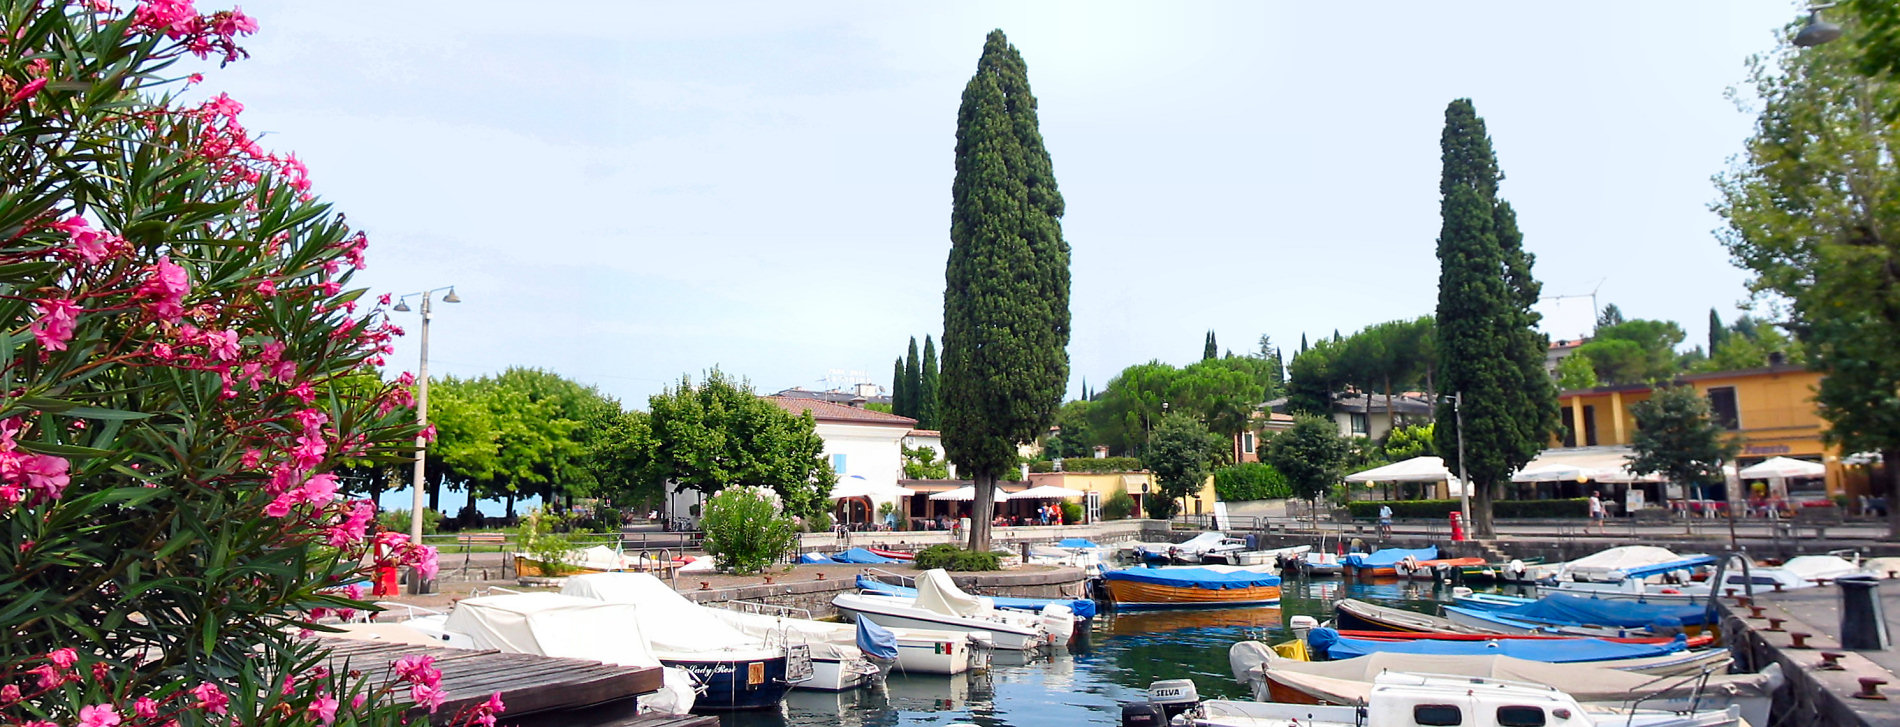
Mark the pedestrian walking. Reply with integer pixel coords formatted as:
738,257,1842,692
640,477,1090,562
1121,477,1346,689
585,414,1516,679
1588,491,1606,533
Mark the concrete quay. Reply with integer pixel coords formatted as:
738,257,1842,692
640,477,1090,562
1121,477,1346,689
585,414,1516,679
1727,581,1900,727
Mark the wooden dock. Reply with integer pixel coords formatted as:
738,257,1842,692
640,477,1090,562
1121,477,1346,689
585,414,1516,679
321,638,704,727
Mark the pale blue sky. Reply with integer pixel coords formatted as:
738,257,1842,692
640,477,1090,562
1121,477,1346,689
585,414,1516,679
197,2,1800,410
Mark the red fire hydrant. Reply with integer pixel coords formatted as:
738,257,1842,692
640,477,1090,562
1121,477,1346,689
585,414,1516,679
1449,511,1466,542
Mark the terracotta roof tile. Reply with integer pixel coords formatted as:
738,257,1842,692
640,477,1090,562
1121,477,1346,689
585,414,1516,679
764,396,918,426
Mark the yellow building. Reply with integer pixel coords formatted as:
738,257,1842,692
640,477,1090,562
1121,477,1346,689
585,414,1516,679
1554,363,1862,500
1024,469,1217,522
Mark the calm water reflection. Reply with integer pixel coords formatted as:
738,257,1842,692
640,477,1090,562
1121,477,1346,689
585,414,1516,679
721,578,1498,727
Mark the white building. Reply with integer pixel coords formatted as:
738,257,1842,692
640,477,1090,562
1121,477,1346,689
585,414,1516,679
663,396,918,527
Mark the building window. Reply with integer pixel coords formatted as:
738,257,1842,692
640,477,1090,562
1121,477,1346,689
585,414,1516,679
1349,413,1369,435
1707,387,1740,431
1242,432,1256,454
1560,405,1598,447
831,453,847,475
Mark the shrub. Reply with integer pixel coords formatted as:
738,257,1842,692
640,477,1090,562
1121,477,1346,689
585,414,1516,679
1102,488,1136,520
0,5,458,726
912,544,1003,572
512,507,584,576
702,485,799,574
378,507,445,535
1214,462,1293,501
1344,498,1590,519
1032,456,1144,474
1060,501,1083,523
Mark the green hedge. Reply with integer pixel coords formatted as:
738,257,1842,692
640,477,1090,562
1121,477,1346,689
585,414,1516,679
1214,462,1293,501
1345,498,1589,519
912,544,1003,571
1031,456,1144,474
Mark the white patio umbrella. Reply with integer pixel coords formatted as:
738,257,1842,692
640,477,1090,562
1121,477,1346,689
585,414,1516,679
928,486,1011,502
1511,463,1589,483
827,475,915,500
1738,456,1827,479
1343,456,1457,483
1013,484,1089,499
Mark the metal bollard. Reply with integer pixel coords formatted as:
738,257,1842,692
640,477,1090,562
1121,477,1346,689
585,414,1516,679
1838,575,1890,651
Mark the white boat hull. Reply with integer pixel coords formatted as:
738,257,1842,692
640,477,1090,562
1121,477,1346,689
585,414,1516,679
833,594,1047,651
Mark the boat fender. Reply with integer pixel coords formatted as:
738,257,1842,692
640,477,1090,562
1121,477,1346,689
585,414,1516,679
1451,587,1473,599
1507,559,1525,577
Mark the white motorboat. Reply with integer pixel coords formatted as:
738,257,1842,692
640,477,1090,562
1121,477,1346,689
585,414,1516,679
705,600,988,676
1296,551,1344,577
355,593,698,715
1554,546,1693,583
1716,555,1869,591
554,573,820,705
1203,545,1310,569
1134,532,1244,564
1145,672,1744,727
832,569,1072,651
1228,644,1782,727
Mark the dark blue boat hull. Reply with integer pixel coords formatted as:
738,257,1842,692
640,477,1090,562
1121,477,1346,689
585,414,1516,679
666,655,792,711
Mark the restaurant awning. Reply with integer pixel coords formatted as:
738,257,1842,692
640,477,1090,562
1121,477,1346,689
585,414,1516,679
1013,485,1089,499
928,486,1011,502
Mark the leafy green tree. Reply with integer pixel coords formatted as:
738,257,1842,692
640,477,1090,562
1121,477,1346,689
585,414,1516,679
1597,303,1626,328
1213,462,1293,501
919,335,941,430
902,337,922,419
1102,488,1137,520
1203,330,1218,360
646,369,835,518
1047,399,1097,460
1626,386,1740,501
1383,423,1438,461
1141,413,1225,519
1716,4,1900,536
902,445,952,479
1693,316,1804,372
941,30,1071,552
700,485,799,574
1267,415,1351,502
1284,340,1341,416
585,410,657,507
1556,352,1600,391
1432,98,1559,537
1087,361,1176,454
1576,318,1686,384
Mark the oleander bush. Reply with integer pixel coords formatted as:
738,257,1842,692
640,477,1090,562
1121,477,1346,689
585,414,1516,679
701,485,798,574
912,544,1003,571
0,4,499,726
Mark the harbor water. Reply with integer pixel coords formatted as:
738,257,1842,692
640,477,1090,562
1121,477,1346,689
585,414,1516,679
724,579,1482,727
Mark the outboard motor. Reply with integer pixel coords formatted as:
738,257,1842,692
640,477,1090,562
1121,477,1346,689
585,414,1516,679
1040,603,1076,646
1146,679,1202,720
1288,615,1319,644
1120,701,1167,727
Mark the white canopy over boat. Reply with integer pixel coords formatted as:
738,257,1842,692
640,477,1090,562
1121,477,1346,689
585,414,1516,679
443,592,661,667
561,573,780,661
1556,545,1683,583
914,569,991,619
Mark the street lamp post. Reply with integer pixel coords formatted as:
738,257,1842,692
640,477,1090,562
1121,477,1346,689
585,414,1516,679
1452,392,1471,527
392,286,459,593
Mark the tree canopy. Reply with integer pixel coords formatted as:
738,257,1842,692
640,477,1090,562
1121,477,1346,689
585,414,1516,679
1141,413,1225,518
1267,415,1351,502
645,369,834,518
1626,386,1738,500
941,30,1071,552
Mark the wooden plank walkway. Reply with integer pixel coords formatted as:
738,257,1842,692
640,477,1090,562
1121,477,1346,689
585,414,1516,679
322,638,665,726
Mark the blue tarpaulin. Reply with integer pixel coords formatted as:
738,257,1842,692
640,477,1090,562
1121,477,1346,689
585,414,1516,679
1307,626,1690,663
1615,555,1717,581
797,552,838,564
1468,592,1712,628
1100,567,1281,590
1344,546,1438,569
1057,538,1100,549
831,548,899,564
855,616,899,661
855,575,1098,619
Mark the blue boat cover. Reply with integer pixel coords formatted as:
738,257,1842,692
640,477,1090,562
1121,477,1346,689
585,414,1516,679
855,616,899,661
855,575,1098,619
1479,592,1712,628
797,552,838,564
831,547,899,564
1101,567,1282,590
1057,538,1100,549
1306,626,1689,662
1344,546,1438,568
1615,555,1717,580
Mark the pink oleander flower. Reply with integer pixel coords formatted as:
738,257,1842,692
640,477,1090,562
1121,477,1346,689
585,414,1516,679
134,255,190,321
484,691,505,714
214,6,258,36
4,77,46,111
134,698,159,719
241,448,263,468
264,490,296,518
255,279,276,296
410,683,445,713
413,545,439,580
393,654,437,685
53,215,116,264
420,424,437,444
297,473,338,505
207,328,239,361
191,681,229,714
77,704,119,727
30,298,81,351
28,664,61,688
308,692,338,726
294,407,327,431
0,683,20,705
352,694,367,710
0,483,22,509
288,381,315,403
48,647,77,669
205,92,242,119
21,454,71,504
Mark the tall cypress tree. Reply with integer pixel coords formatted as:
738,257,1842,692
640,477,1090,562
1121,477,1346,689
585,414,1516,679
1708,308,1728,357
1432,98,1557,538
891,357,908,414
1300,334,1309,354
943,29,1070,552
919,336,940,430
1203,331,1218,361
902,337,921,419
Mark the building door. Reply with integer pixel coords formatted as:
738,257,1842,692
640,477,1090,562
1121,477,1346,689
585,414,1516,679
1086,491,1101,524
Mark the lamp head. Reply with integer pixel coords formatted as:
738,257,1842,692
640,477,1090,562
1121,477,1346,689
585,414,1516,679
392,299,411,312
442,288,461,304
1794,12,1843,47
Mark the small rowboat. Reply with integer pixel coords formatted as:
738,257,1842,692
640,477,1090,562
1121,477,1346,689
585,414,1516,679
1333,599,1486,634
1393,556,1487,581
1335,629,1716,648
865,548,914,561
1101,566,1281,609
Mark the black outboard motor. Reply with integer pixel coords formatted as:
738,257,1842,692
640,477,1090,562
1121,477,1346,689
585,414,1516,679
1121,679,1201,727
